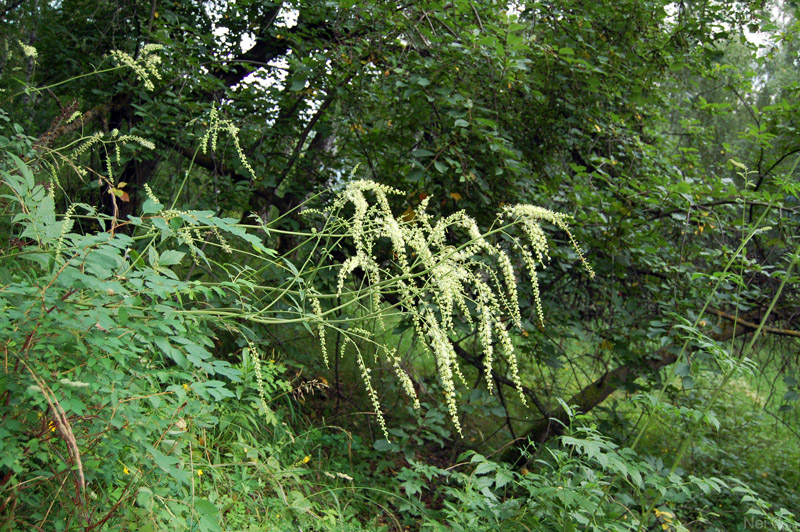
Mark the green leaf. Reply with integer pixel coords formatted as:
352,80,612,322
473,460,496,475
674,362,691,377
158,250,185,266
704,411,720,430
494,468,514,489
289,490,313,513
373,439,395,451
148,246,158,268
149,446,179,474
142,198,163,214
136,487,154,511
783,390,800,402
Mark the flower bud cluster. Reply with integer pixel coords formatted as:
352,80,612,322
317,179,592,435
110,44,164,91
199,103,256,179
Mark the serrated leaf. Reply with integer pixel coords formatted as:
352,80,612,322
142,198,163,214
702,410,719,430
494,469,513,489
159,250,185,266
474,461,496,475
137,487,154,510
289,490,312,512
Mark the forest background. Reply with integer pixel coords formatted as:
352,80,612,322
1,0,800,530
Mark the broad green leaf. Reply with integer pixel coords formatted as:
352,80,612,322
159,250,185,266
142,198,163,214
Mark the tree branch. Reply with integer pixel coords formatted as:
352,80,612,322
499,312,772,464
452,341,550,419
271,73,354,194
210,6,287,87
0,0,26,19
764,146,800,178
647,199,797,221
710,308,800,339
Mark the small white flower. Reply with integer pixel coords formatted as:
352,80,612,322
18,41,37,59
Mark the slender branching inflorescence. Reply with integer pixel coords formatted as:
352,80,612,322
245,340,271,423
110,44,164,91
73,132,103,157
54,203,77,262
199,102,257,180
142,184,230,262
71,129,154,185
390,350,421,410
310,180,593,436
475,279,496,396
115,135,155,151
503,204,595,325
18,40,38,59
425,309,464,435
310,295,329,368
340,330,390,440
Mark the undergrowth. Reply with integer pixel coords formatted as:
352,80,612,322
0,44,798,532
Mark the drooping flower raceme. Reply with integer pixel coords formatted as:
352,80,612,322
309,180,593,438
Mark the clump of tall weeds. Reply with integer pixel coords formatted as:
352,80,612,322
305,179,594,437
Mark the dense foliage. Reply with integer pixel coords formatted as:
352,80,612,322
1,0,799,530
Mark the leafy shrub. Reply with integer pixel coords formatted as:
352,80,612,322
2,45,798,531
388,404,799,531
0,59,593,527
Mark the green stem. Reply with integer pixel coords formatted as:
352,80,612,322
636,241,799,529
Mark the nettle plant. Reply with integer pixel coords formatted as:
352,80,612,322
0,137,263,529
0,44,595,527
0,125,594,528
305,179,594,438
